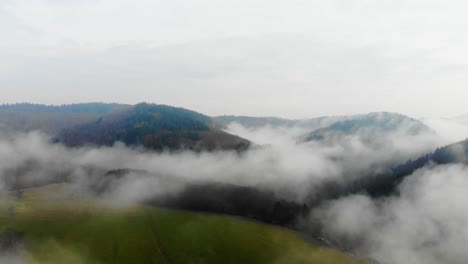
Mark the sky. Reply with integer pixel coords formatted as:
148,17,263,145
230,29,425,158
1,0,468,118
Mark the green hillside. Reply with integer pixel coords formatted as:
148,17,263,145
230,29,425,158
0,185,362,264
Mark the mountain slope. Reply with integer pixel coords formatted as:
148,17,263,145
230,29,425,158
215,112,431,144
355,138,468,197
0,103,129,134
302,137,468,207
57,103,250,151
302,112,431,142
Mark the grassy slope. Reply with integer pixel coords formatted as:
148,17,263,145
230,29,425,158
0,185,362,264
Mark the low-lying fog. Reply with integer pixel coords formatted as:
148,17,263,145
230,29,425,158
1,116,468,264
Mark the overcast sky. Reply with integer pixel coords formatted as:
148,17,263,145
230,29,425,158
1,0,467,118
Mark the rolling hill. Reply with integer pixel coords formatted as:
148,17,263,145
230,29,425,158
300,137,468,209
0,103,129,134
351,137,468,197
0,184,362,264
215,112,432,144
56,103,250,151
301,112,432,142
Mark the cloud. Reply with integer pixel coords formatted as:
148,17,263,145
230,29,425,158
312,164,468,264
421,116,468,144
0,115,442,204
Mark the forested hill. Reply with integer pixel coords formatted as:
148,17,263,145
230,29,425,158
215,112,432,143
304,137,468,206
354,138,468,197
0,103,128,113
0,103,129,134
56,103,250,151
302,112,431,142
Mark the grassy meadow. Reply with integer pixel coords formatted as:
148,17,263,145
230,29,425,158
0,184,362,264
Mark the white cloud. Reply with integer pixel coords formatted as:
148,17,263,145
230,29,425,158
313,164,468,264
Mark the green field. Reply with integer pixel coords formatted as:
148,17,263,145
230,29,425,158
0,184,362,264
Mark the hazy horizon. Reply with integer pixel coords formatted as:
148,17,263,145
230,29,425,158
1,101,467,121
2,0,468,119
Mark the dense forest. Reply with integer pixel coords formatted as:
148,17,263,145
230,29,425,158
0,103,250,151
0,103,128,113
0,103,128,134
56,103,250,151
